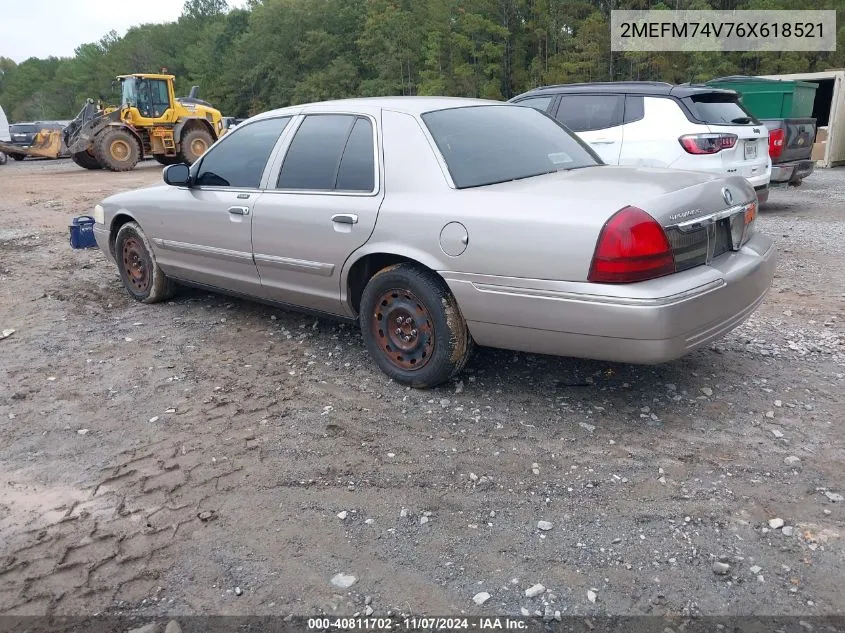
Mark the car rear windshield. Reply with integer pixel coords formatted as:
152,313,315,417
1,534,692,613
687,94,760,126
421,105,600,189
10,124,39,133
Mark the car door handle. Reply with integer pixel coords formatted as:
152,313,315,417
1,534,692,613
228,206,250,216
589,139,615,144
331,214,358,225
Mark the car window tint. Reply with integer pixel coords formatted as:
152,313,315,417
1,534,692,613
422,105,600,189
513,96,554,112
335,117,375,192
624,95,645,123
688,94,760,125
195,117,290,188
277,115,356,190
555,95,624,132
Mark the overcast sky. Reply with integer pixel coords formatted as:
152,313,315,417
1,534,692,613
1,0,249,63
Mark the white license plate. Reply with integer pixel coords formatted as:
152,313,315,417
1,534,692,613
744,140,758,160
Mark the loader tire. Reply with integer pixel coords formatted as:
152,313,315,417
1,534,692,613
154,155,182,166
10,153,25,161
71,151,102,170
95,128,141,172
178,128,214,165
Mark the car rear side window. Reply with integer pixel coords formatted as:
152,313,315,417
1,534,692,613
624,95,644,123
335,118,375,192
277,114,375,192
513,96,554,112
195,116,290,188
555,95,624,132
422,105,600,189
687,94,760,125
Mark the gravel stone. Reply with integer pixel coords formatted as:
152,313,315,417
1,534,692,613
525,584,546,598
331,573,357,589
768,518,785,529
537,521,554,531
712,562,731,575
473,592,491,606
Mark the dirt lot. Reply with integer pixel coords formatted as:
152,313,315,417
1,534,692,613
0,157,843,620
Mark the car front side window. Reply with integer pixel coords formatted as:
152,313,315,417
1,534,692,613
513,95,554,113
194,116,291,189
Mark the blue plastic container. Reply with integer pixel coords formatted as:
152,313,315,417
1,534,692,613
69,216,97,249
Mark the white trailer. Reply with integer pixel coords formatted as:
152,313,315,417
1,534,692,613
759,70,845,168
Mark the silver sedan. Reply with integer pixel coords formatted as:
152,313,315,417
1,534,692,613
92,97,776,387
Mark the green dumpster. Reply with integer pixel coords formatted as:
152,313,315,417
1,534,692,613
705,75,817,119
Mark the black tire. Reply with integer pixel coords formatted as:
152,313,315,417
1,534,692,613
178,127,214,165
71,151,102,170
95,128,141,172
360,263,474,388
10,153,25,161
154,154,181,166
114,222,176,304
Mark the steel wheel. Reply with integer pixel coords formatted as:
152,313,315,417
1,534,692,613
371,289,435,371
190,137,208,156
121,237,150,294
110,139,131,162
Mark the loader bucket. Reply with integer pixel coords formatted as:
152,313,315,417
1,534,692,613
0,128,63,159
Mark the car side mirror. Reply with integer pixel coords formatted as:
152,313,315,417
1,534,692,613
163,163,191,187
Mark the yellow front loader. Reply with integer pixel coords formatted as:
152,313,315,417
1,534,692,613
63,73,224,171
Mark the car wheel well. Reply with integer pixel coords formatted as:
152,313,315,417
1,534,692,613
110,213,136,259
348,254,441,315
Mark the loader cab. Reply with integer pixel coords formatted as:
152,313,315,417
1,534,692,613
120,75,175,120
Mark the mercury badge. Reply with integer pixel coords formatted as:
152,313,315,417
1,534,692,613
722,187,733,206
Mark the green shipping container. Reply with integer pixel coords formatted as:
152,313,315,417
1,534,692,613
705,75,817,119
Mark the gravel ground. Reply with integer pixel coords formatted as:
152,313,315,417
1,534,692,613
0,158,843,620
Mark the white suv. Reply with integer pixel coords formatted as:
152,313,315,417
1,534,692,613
509,82,771,203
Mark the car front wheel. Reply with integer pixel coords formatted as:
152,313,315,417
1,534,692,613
360,263,473,388
114,222,176,303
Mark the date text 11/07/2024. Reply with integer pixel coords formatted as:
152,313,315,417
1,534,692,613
307,617,528,630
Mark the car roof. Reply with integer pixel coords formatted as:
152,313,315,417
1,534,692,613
251,96,501,121
512,81,739,99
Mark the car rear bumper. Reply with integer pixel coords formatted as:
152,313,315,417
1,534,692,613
771,160,815,185
443,232,776,364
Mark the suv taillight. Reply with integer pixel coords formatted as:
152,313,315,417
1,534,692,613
588,207,676,284
768,128,785,159
679,133,738,155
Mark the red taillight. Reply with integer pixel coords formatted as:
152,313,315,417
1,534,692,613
768,128,785,159
679,133,738,155
588,206,676,284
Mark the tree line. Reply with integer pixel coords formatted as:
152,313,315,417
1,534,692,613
1,0,843,122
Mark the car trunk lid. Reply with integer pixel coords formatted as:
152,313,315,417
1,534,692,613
683,92,770,180
486,165,758,279
762,117,816,163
